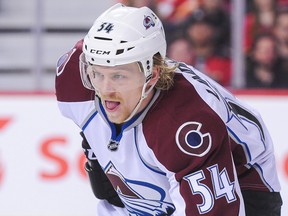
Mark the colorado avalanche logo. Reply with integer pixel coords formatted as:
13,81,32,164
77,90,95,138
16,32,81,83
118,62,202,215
143,15,155,29
176,122,212,157
105,162,175,215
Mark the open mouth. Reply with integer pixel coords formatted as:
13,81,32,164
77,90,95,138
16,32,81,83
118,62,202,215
105,100,120,112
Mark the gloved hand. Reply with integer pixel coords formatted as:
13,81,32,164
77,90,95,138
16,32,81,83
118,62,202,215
80,132,124,208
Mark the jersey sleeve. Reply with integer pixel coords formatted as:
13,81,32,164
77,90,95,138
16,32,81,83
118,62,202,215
142,75,244,215
55,39,95,127
180,63,281,193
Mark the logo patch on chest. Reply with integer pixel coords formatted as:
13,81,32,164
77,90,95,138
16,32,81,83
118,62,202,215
105,162,175,215
175,121,212,157
107,140,119,151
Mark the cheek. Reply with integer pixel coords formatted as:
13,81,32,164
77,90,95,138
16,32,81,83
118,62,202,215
121,87,142,108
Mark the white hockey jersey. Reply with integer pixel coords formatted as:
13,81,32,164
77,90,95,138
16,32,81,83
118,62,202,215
55,40,281,216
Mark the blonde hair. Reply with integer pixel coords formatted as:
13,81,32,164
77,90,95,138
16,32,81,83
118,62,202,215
153,53,177,90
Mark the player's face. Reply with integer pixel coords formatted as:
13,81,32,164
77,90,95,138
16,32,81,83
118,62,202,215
87,63,147,123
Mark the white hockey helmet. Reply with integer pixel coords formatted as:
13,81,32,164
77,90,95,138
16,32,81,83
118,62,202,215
81,3,167,81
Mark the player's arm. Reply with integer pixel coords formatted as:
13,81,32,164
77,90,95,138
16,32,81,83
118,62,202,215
55,39,95,125
80,132,124,208
175,138,242,215
167,117,243,215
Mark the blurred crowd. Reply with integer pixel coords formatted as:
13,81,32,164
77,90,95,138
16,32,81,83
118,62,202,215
119,0,288,88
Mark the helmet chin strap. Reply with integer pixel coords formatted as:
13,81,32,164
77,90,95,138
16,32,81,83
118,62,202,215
123,80,156,122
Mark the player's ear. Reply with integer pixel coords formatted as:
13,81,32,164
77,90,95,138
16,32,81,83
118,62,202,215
147,66,160,86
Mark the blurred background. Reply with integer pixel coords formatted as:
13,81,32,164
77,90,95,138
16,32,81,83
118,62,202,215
1,0,288,91
0,0,114,91
0,0,287,215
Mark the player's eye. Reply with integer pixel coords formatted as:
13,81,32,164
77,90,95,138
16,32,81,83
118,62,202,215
112,74,125,80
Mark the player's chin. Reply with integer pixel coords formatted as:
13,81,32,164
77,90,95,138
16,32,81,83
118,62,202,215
106,113,126,124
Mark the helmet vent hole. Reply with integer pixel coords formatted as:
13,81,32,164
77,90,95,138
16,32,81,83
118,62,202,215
120,40,127,43
116,49,124,55
127,47,135,51
107,60,110,63
93,37,112,41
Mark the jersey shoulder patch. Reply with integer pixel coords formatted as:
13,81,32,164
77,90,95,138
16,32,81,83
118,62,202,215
56,39,83,76
55,39,94,102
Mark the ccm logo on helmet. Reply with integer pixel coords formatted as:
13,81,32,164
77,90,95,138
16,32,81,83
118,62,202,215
90,49,111,55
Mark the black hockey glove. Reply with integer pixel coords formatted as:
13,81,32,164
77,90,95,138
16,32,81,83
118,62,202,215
80,132,124,208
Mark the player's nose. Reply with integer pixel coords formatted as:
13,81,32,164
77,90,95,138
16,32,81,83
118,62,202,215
100,78,116,93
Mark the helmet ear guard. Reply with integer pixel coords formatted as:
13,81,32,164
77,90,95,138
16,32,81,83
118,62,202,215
80,3,166,84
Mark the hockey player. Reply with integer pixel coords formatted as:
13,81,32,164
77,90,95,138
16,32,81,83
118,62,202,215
55,3,282,216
